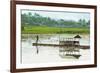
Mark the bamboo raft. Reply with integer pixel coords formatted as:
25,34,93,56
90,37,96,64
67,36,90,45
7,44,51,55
32,43,90,49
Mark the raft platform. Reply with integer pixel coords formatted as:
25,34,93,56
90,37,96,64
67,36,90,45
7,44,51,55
32,43,90,49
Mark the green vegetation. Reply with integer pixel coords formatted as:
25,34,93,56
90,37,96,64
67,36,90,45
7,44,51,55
21,12,90,34
22,26,89,34
21,13,90,28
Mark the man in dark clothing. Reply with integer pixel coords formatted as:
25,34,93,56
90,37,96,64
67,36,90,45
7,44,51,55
36,35,39,43
36,35,39,54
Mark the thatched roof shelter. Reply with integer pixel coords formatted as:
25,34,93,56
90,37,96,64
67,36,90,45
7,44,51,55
74,35,81,39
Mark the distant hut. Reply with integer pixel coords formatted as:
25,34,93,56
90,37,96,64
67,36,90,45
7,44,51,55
73,35,81,46
74,35,81,41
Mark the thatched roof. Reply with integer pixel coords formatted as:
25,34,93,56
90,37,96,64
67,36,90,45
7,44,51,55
74,35,81,38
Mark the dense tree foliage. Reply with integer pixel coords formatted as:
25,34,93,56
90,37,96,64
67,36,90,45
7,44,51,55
21,12,90,28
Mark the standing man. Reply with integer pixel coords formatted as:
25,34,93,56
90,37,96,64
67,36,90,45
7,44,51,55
36,35,39,44
36,35,39,54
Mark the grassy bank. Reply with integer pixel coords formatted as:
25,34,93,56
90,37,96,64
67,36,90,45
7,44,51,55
21,26,89,34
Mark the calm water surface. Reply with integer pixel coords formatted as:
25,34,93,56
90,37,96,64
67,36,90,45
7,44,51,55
21,34,90,64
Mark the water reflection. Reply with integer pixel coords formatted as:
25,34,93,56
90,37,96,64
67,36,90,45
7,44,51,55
21,34,90,63
59,46,81,59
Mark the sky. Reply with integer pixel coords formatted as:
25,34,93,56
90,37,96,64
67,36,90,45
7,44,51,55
21,9,90,22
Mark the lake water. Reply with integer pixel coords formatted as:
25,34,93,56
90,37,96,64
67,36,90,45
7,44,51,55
21,34,90,64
